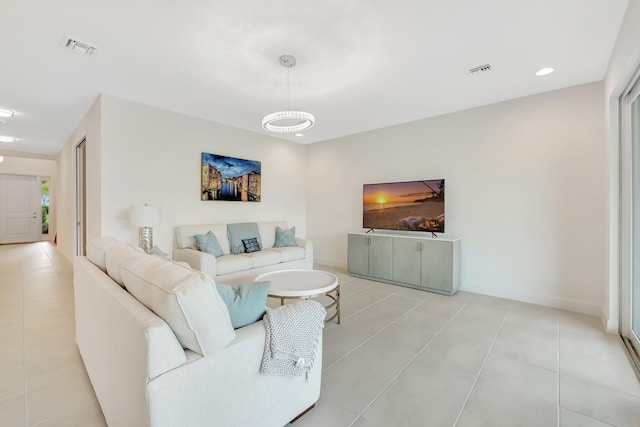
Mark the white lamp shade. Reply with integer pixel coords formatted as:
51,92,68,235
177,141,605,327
129,205,160,227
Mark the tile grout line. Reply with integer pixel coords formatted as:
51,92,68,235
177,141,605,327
21,244,28,427
340,284,433,323
451,304,511,427
559,371,640,399
557,316,638,427
322,292,399,371
331,287,395,323
323,289,433,371
348,298,473,427
556,314,560,427
28,398,100,427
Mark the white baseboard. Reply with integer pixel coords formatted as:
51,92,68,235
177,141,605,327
459,283,602,317
601,309,619,334
313,257,347,270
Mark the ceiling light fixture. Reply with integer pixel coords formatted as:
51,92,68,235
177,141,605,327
0,136,16,143
536,67,554,76
0,108,15,118
0,155,4,163
63,36,97,56
262,55,315,133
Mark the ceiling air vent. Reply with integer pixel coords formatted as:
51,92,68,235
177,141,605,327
468,63,492,75
63,36,97,56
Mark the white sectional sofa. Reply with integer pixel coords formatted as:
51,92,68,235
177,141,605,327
173,221,313,284
74,237,322,427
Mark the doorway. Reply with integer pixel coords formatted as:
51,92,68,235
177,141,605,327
75,138,87,256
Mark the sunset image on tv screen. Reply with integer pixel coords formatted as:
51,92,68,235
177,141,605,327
363,179,445,233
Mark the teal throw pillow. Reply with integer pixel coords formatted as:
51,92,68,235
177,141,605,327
149,246,169,259
215,281,271,329
274,226,296,248
194,231,224,257
227,222,262,255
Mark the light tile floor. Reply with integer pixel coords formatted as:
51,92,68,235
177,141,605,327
1,242,639,426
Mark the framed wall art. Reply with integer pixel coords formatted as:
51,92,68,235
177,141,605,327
201,153,261,202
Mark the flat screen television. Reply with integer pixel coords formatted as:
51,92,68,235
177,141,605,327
363,179,445,233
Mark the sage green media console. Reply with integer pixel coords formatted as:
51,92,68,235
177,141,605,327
347,233,460,295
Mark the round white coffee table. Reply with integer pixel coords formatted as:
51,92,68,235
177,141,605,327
255,269,340,324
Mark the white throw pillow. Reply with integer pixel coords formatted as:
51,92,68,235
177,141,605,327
120,255,236,355
104,242,147,288
86,236,119,272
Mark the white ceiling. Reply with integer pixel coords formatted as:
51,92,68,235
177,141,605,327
0,0,629,156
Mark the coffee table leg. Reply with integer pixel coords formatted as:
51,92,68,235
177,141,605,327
336,285,340,324
280,296,284,306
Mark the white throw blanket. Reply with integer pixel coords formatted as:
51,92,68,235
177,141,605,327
261,300,326,378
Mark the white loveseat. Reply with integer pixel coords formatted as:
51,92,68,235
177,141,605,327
173,221,313,284
74,237,322,427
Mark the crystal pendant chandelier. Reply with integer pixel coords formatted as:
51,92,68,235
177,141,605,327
262,55,315,133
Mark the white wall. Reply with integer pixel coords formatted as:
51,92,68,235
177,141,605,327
307,82,607,316
603,0,640,331
0,155,58,241
98,95,307,253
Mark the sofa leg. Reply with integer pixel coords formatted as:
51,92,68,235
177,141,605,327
290,404,315,423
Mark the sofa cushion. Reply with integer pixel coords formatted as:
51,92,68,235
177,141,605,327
227,223,262,255
215,281,270,329
243,250,282,268
120,256,235,355
258,221,288,249
195,231,225,257
265,247,306,263
274,226,297,248
86,236,119,272
216,254,253,275
175,224,230,255
104,243,147,288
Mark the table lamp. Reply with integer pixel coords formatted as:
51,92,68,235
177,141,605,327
129,204,160,253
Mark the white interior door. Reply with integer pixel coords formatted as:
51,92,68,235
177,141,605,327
0,174,42,244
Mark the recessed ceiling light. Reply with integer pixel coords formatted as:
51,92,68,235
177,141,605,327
536,67,554,76
295,133,304,137
0,136,16,143
0,108,14,118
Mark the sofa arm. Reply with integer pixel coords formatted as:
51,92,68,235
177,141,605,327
146,320,322,427
296,238,313,266
173,248,218,277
